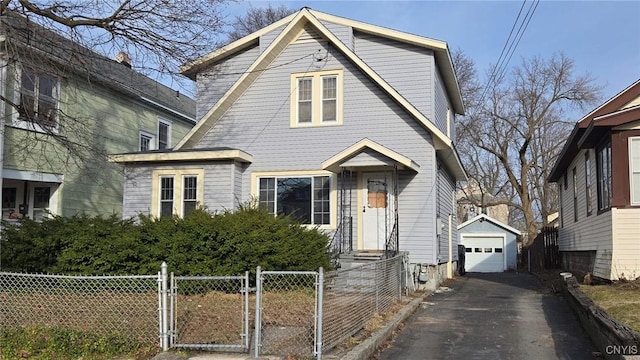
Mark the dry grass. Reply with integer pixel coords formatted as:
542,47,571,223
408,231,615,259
580,279,640,333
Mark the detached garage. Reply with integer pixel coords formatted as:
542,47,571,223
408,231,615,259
458,214,521,272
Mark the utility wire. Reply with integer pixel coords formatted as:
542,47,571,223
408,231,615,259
478,0,539,105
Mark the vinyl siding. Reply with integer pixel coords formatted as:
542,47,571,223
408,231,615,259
194,36,438,264
434,68,452,137
195,45,260,122
319,20,353,50
123,165,154,218
260,24,287,53
353,31,434,121
122,163,236,219
436,163,456,263
558,148,613,279
611,207,640,280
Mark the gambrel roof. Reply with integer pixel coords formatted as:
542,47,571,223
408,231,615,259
176,8,467,180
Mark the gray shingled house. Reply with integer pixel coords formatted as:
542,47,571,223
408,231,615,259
111,8,467,289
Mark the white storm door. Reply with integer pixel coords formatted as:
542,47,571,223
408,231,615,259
362,173,393,250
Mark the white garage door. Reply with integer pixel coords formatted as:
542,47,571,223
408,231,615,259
461,236,505,272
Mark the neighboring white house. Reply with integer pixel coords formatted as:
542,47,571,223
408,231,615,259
548,79,640,281
111,8,467,290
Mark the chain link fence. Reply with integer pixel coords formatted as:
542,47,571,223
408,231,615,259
0,271,160,345
255,268,321,358
0,255,409,359
170,273,250,351
322,255,404,351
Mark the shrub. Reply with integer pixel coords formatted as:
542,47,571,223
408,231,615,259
1,205,331,275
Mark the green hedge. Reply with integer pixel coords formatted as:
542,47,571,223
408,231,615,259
0,205,331,275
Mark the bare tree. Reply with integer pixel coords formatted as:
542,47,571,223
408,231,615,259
455,52,601,243
226,4,295,43
0,1,232,179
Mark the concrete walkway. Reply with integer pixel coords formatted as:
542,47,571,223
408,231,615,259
373,272,597,360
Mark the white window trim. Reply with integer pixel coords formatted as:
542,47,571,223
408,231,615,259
151,168,204,217
630,137,640,205
157,118,172,149
139,130,156,151
251,170,337,229
12,65,61,134
290,69,343,128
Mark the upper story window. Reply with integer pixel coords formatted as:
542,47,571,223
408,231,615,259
140,131,155,151
290,70,343,127
17,67,60,131
158,119,171,149
596,141,612,211
630,137,640,205
572,167,578,222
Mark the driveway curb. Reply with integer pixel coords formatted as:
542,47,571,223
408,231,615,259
334,294,426,360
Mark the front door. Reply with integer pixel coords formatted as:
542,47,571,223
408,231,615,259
362,172,393,250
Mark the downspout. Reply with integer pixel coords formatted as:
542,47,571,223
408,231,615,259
447,213,453,279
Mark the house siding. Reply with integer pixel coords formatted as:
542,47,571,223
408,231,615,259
611,207,640,280
195,45,260,122
260,24,287,53
558,148,613,279
319,20,353,50
434,68,452,137
436,162,457,263
194,36,439,264
123,165,154,218
353,31,434,121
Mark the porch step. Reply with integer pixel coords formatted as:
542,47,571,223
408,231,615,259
338,250,385,269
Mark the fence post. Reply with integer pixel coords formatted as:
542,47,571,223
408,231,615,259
244,270,250,351
160,262,169,352
254,266,262,358
316,267,324,360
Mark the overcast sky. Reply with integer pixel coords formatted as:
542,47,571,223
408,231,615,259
224,0,640,118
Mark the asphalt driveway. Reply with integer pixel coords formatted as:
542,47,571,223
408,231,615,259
373,272,597,360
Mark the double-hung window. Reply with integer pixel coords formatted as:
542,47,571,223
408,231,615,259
630,137,640,205
18,67,60,130
140,131,155,151
291,70,342,127
152,169,203,218
158,120,171,149
256,173,333,226
596,141,612,211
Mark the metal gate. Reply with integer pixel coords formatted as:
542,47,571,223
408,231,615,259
254,267,324,359
169,273,250,351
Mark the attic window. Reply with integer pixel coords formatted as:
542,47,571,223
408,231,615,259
290,70,343,127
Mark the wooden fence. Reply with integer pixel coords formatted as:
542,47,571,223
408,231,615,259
524,226,560,271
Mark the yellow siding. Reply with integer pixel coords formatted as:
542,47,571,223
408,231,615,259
611,208,640,280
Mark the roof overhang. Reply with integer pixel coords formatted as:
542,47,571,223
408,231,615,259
457,213,522,236
108,149,253,164
322,139,420,173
